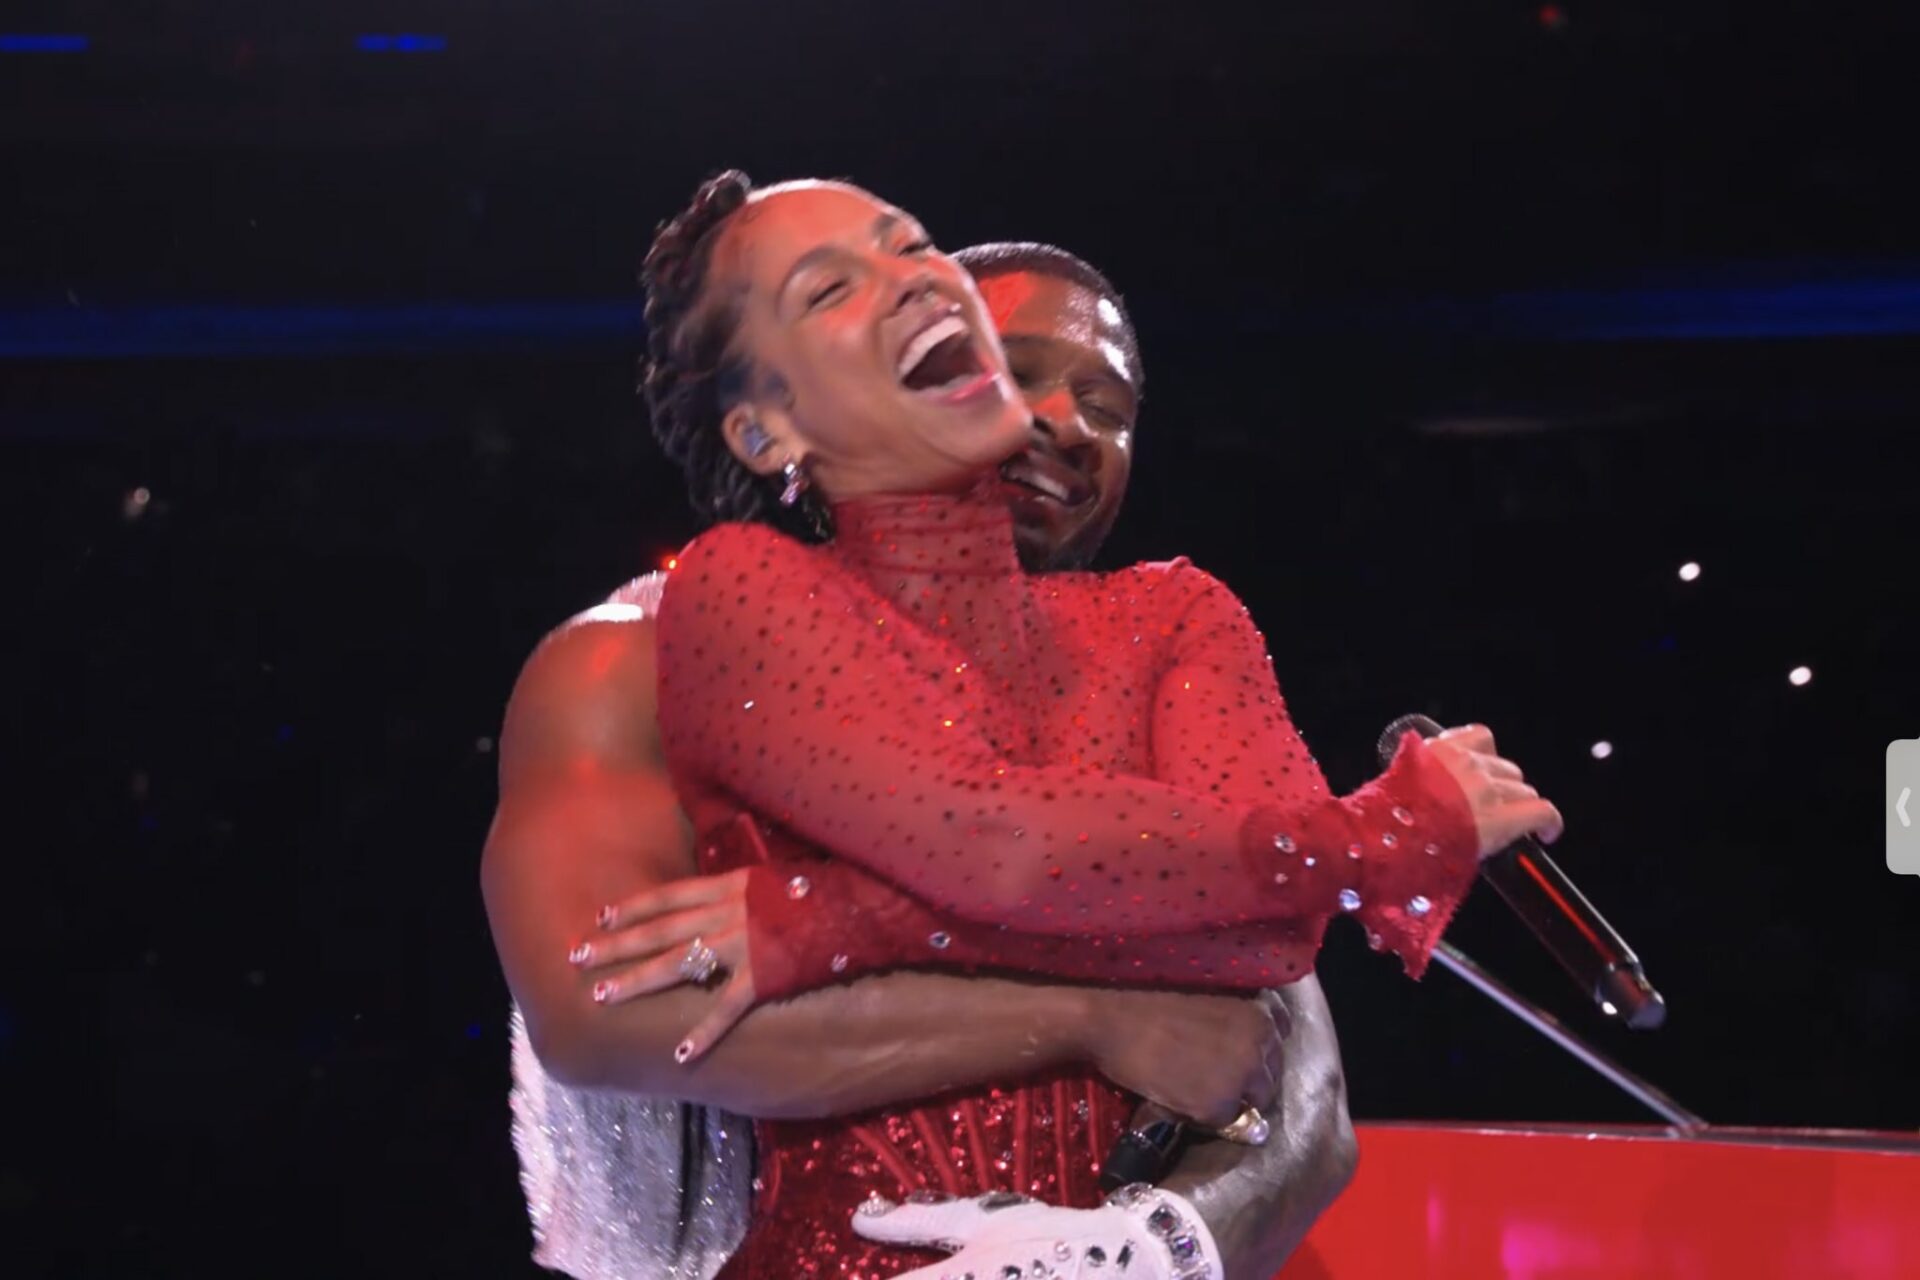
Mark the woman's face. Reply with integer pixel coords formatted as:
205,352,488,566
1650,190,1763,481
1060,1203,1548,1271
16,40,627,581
708,182,1032,501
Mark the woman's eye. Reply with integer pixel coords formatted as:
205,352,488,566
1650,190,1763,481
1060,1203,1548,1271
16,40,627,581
808,280,849,308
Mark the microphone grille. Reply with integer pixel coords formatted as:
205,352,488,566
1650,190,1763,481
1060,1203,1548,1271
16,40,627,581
1377,713,1444,766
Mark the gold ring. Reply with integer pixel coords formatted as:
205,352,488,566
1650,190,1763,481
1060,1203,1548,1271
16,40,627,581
1215,1105,1271,1146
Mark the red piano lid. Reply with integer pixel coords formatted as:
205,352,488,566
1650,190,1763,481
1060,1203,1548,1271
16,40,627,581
1283,1123,1920,1280
1374,1119,1920,1154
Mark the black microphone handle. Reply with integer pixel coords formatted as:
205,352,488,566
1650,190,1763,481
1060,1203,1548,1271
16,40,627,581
1480,835,1665,1028
1097,1104,1188,1192
1381,713,1666,1029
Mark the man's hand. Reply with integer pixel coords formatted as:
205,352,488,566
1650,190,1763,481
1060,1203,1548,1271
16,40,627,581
853,1188,1223,1280
1080,988,1290,1129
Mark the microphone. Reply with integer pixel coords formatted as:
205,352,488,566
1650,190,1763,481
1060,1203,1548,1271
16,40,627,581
1379,713,1667,1029
1098,1108,1187,1193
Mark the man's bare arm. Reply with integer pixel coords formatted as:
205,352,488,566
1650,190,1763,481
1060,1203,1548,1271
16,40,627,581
482,609,1102,1119
1160,977,1357,1278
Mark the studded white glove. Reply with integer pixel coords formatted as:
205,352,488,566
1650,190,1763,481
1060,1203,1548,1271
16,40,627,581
851,1185,1222,1280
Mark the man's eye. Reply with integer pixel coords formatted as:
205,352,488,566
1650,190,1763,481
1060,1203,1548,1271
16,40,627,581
1083,400,1127,428
900,238,934,255
808,280,849,308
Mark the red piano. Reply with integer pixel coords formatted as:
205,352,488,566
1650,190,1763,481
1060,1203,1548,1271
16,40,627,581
1281,1123,1920,1279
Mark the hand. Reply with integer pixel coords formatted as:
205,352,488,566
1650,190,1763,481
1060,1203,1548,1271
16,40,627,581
1081,988,1290,1129
1423,723,1566,859
853,1187,1222,1280
569,868,756,1063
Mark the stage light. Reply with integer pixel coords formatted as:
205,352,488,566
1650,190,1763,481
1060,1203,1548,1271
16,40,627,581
0,34,87,53
1789,666,1812,687
1591,741,1613,760
1678,561,1701,582
356,34,447,53
123,486,152,520
475,736,495,754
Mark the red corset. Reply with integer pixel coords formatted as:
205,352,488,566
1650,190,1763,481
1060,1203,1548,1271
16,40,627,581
718,1079,1133,1280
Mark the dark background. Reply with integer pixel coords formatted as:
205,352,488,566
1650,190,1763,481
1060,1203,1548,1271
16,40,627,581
6,2,1918,1276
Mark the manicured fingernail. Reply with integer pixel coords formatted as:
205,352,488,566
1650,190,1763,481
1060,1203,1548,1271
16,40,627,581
568,943,592,966
673,1039,695,1064
592,981,613,1004
596,905,617,929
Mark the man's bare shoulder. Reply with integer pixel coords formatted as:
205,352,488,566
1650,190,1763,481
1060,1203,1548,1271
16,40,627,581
500,573,669,778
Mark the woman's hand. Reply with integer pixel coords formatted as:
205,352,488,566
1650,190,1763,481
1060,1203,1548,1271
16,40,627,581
1080,988,1291,1129
570,868,757,1064
1424,723,1566,858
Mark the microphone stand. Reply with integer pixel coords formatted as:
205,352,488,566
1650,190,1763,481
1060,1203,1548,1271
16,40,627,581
1431,941,1707,1135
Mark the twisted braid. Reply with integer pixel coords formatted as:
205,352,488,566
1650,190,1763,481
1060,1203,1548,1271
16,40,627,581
639,170,822,539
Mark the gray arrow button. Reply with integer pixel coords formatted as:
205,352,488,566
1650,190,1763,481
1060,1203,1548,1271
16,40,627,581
1889,740,1920,876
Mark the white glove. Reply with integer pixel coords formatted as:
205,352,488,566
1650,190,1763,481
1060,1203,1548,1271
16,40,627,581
851,1185,1223,1280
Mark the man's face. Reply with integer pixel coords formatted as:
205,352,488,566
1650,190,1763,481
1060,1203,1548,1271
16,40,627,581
978,271,1140,571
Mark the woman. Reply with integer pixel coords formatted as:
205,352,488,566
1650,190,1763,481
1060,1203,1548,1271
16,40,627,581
587,171,1559,1278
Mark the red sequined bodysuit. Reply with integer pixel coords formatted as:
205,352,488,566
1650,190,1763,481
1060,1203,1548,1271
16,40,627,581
656,485,1482,1280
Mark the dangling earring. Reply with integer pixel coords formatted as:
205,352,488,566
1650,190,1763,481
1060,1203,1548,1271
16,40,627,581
779,456,810,507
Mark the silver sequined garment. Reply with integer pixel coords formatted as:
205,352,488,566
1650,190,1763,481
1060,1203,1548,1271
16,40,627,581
505,573,753,1279
509,1009,751,1280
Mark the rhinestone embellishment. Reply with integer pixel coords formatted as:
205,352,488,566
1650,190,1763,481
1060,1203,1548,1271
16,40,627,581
1392,805,1416,827
1273,833,1296,854
830,953,850,973
1407,894,1433,917
1338,888,1362,912
786,875,811,900
928,931,952,949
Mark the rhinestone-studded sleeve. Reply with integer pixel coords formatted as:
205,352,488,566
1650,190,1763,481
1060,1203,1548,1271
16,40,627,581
658,523,1480,953
1146,566,1481,974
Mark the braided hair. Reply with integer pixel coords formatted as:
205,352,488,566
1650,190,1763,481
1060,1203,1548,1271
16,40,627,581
640,170,824,539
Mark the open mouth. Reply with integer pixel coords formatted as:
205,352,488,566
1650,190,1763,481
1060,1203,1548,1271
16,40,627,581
896,315,989,397
1000,450,1095,508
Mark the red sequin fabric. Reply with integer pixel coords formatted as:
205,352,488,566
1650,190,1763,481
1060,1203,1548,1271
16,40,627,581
656,484,1481,1278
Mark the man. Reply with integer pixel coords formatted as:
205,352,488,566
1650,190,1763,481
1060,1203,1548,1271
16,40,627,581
481,242,1357,1280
